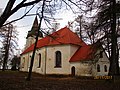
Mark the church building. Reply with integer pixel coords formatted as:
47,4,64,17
20,17,110,76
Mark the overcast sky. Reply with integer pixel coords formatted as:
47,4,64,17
0,0,76,54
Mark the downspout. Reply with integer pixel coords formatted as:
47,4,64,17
27,53,29,71
44,46,47,75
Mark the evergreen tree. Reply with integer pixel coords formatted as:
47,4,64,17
11,55,20,70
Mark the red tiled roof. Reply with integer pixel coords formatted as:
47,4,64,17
69,45,96,62
22,27,86,54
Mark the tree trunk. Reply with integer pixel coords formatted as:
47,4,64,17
109,0,119,76
2,24,12,71
26,0,46,81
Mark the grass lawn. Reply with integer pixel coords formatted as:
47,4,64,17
0,71,120,90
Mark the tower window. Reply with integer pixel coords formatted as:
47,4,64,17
55,51,62,68
97,64,100,72
104,65,107,72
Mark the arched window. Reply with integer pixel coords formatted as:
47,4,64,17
97,64,100,72
38,53,41,68
104,65,107,72
22,57,25,68
55,51,62,67
29,55,31,67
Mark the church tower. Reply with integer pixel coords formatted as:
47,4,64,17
25,16,43,49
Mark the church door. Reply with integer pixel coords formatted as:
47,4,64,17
71,66,75,76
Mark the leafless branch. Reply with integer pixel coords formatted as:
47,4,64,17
3,5,36,27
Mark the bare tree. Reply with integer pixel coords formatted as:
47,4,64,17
0,23,18,71
85,0,120,76
0,0,44,28
67,0,120,76
0,0,100,28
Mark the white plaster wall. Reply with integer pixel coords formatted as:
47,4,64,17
20,44,110,77
34,44,78,75
45,45,71,75
70,51,110,76
25,37,35,49
33,48,46,75
20,53,31,72
20,44,79,75
70,44,80,57
70,62,93,76
24,37,42,50
94,52,110,76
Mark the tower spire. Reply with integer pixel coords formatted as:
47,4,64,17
25,16,43,49
27,16,43,38
31,16,38,31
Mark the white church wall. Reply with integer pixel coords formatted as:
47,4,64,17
20,52,32,72
25,37,35,49
20,47,47,74
20,44,79,74
70,44,80,57
20,44,110,77
20,44,79,75
70,62,93,76
46,45,71,75
94,52,110,76
33,47,47,75
70,51,110,76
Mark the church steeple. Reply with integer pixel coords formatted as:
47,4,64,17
25,16,43,49
26,16,43,38
31,16,38,31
